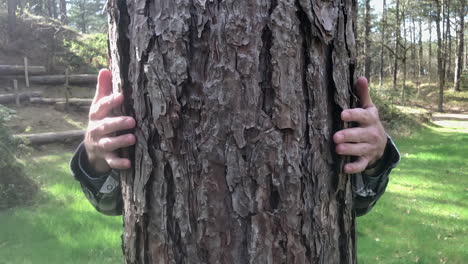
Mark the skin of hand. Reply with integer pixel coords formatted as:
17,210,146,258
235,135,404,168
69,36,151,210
333,77,388,174
84,69,136,173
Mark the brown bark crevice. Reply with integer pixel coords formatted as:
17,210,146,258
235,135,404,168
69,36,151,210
109,0,358,263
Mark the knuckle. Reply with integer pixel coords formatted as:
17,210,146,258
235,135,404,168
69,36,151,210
88,108,98,120
88,126,99,137
100,138,111,150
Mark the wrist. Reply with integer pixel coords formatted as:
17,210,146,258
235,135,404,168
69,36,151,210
364,139,390,177
86,150,111,174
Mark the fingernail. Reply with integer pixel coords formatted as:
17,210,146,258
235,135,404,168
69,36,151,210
126,118,135,126
334,133,343,142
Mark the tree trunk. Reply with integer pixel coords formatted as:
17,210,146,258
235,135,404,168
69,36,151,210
7,0,17,38
418,14,423,95
379,0,387,88
363,0,371,81
411,16,416,81
429,18,433,80
402,9,407,104
436,0,445,111
59,0,67,24
453,0,465,91
445,0,452,82
79,1,87,33
393,0,401,90
108,0,358,263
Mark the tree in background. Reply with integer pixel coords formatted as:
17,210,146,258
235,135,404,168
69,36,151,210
68,0,106,33
379,0,388,88
59,0,67,24
435,0,445,111
364,0,372,81
7,0,17,37
453,0,465,91
108,0,358,262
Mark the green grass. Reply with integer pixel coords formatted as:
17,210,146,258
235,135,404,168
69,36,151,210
0,148,123,264
357,120,468,264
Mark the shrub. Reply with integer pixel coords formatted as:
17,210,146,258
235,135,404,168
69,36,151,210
0,106,37,210
62,33,108,73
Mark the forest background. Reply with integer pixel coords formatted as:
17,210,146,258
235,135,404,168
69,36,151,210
0,0,466,263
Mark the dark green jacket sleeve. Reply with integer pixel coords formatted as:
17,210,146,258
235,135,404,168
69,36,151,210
70,143,123,216
71,136,400,217
353,135,401,216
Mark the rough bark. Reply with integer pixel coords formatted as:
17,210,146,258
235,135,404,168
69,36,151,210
108,0,358,263
453,0,465,91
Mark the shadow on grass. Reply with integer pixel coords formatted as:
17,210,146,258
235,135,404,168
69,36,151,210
357,124,468,264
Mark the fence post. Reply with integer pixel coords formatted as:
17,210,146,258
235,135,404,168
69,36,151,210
13,79,20,106
24,57,29,88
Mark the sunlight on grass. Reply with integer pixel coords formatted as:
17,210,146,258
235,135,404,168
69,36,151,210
0,148,123,264
358,121,468,264
63,115,86,130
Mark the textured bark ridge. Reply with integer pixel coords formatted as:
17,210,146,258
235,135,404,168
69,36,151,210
108,0,357,263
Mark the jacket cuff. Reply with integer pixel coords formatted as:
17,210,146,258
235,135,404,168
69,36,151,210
363,135,401,177
70,142,123,216
353,135,400,216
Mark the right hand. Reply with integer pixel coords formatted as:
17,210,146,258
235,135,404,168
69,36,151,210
84,69,136,173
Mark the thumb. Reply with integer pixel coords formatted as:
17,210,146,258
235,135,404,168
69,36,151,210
93,69,112,104
355,77,373,108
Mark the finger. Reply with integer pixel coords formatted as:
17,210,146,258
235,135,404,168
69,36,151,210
335,143,371,157
93,69,113,104
98,134,136,152
89,116,136,138
89,93,124,120
355,77,374,109
341,107,378,126
104,152,131,170
344,156,369,174
333,127,369,144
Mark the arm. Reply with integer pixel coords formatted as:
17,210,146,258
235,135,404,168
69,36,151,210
333,77,400,216
353,135,400,216
70,69,135,215
70,143,123,215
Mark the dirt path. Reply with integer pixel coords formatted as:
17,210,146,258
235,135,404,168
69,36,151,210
431,112,468,132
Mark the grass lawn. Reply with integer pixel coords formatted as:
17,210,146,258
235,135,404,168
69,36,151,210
357,119,468,263
0,146,123,264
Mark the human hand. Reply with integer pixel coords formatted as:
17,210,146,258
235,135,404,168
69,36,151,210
333,77,387,174
84,69,136,173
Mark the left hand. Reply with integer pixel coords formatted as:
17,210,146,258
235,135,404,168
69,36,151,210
333,77,388,174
